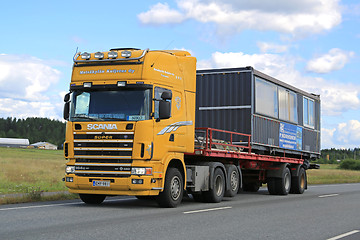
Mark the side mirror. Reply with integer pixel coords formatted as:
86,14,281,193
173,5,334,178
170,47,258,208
159,100,171,119
64,92,71,102
63,102,70,121
161,91,172,100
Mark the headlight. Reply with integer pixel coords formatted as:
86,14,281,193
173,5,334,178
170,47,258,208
65,166,75,174
131,167,152,175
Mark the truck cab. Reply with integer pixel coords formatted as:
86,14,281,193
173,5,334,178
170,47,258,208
63,48,196,207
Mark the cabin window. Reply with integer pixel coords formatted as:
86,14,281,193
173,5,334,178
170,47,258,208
255,77,278,118
278,87,297,123
154,87,172,119
303,97,315,128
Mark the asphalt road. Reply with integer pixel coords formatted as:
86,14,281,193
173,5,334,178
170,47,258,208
1,183,360,240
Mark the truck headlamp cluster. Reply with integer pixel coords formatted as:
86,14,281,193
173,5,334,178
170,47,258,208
81,52,91,60
108,51,118,59
65,166,75,174
131,167,152,176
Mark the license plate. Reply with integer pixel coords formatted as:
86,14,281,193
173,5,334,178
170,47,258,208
92,180,110,187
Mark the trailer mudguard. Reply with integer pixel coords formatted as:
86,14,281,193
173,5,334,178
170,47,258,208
266,163,290,178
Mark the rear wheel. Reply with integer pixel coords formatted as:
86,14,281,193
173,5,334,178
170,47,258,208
290,167,306,194
203,168,225,203
224,165,240,197
157,168,184,208
267,167,292,195
79,194,106,204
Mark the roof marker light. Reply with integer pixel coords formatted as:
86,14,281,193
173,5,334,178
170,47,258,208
94,52,104,59
117,81,126,87
121,50,132,58
81,52,91,60
83,82,92,88
108,51,118,59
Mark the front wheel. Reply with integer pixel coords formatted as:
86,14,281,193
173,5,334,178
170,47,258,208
157,168,184,208
79,194,106,204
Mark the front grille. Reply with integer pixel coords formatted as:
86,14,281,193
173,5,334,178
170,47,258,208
73,131,134,177
76,158,132,164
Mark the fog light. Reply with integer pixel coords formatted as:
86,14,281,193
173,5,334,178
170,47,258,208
132,179,144,184
66,177,73,182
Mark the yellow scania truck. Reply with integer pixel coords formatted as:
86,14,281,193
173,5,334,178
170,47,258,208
63,48,320,207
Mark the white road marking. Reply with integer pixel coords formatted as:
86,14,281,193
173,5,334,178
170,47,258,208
0,198,133,211
184,206,232,214
327,230,360,240
318,194,339,198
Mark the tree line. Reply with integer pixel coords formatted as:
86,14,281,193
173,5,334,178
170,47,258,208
318,148,360,164
0,117,66,148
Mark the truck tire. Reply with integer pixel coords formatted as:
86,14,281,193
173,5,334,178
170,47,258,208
267,178,277,195
290,167,306,194
79,194,106,204
267,167,291,195
203,168,225,203
157,168,183,208
224,165,240,197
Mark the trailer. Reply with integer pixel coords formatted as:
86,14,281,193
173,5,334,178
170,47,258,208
63,48,320,207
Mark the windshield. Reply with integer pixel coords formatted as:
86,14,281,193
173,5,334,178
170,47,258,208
70,89,151,121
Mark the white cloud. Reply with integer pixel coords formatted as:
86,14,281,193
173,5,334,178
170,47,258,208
0,54,61,101
138,0,342,36
138,2,186,25
306,48,355,74
197,51,360,116
0,54,63,120
257,42,289,53
0,98,62,120
323,120,360,149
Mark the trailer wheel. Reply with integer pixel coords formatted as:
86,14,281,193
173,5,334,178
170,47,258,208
224,165,240,197
79,194,106,204
267,167,292,195
267,178,277,195
290,167,306,194
203,168,225,203
157,168,183,208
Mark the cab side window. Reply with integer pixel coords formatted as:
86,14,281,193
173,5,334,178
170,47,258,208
154,87,172,119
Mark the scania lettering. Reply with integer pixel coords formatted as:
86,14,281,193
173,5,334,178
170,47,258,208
87,124,118,130
63,48,320,207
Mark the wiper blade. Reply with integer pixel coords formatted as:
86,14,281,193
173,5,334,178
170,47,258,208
73,115,103,121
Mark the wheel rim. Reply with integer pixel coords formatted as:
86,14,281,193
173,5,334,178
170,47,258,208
215,175,224,196
284,172,291,192
230,171,238,191
300,172,305,189
170,176,181,201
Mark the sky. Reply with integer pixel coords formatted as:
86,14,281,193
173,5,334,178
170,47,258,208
0,0,359,149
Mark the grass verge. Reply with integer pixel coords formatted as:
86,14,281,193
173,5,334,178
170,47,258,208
307,164,360,185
